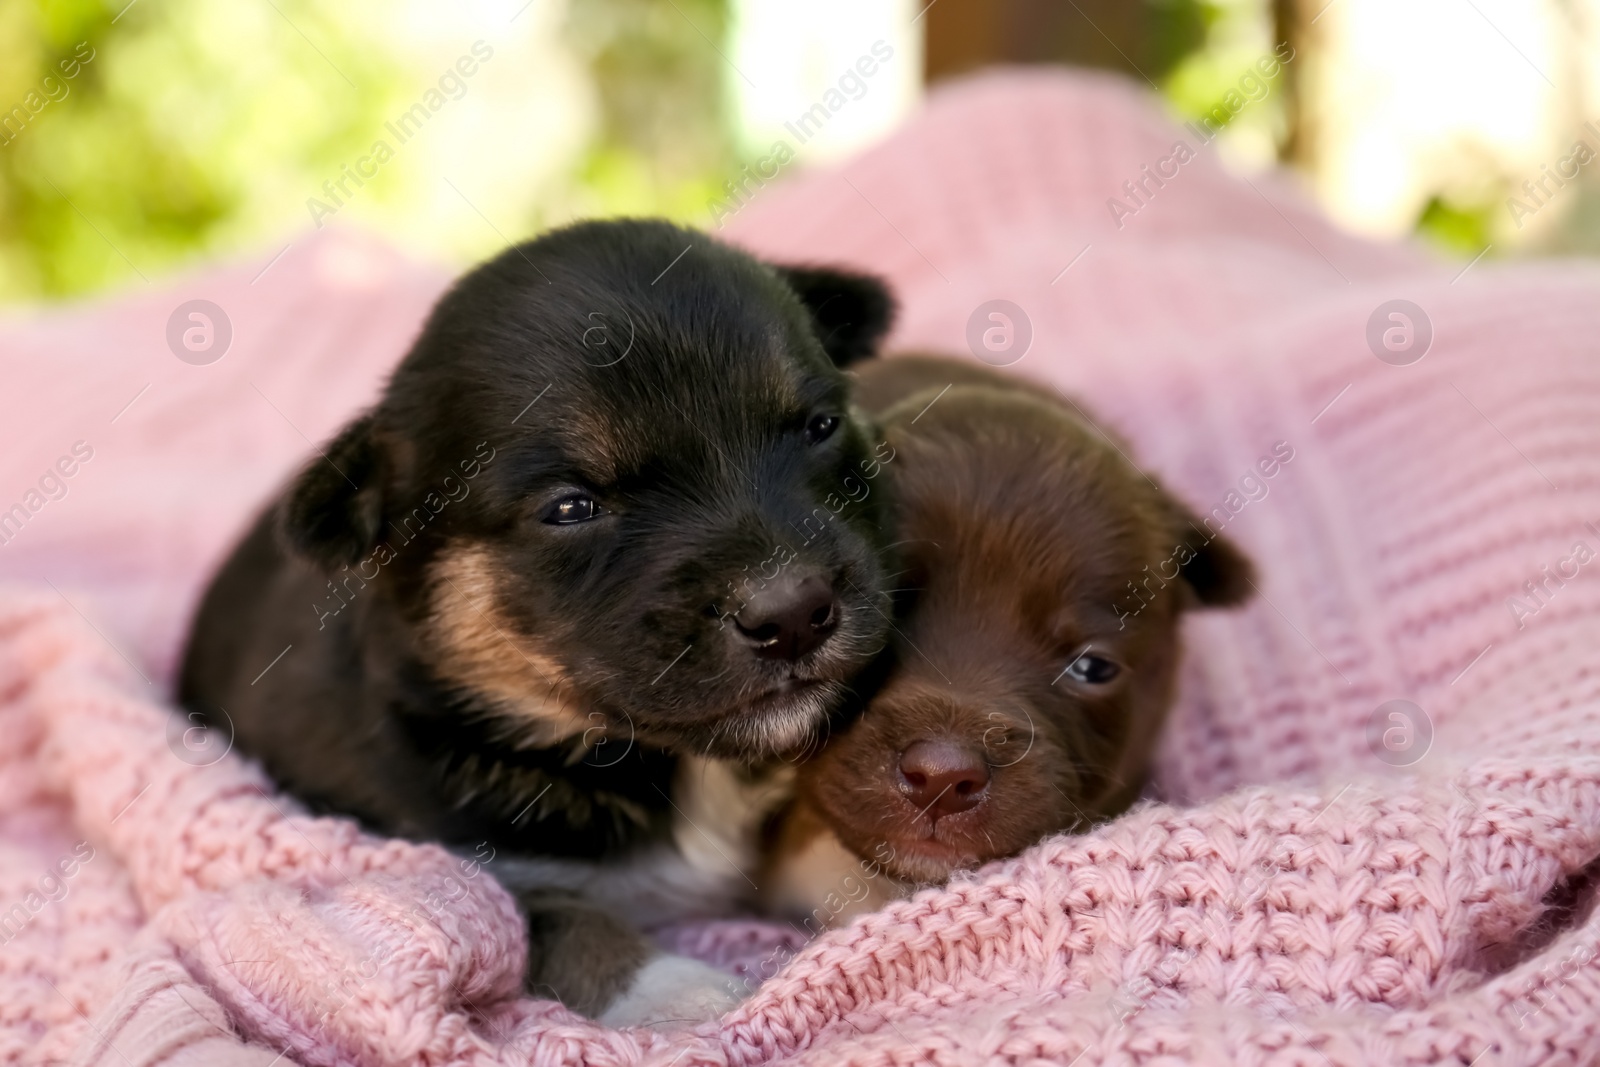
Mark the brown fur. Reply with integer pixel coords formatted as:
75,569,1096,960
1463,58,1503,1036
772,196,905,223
765,355,1254,903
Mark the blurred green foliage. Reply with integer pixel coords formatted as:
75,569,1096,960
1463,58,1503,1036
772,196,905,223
0,0,407,301
0,0,742,304
561,0,735,224
1415,195,1498,257
1161,0,1287,149
0,0,1267,304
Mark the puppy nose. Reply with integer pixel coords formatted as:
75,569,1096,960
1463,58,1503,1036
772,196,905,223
897,740,990,818
731,575,839,660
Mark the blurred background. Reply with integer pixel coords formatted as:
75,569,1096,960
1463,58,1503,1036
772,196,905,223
4,0,1600,304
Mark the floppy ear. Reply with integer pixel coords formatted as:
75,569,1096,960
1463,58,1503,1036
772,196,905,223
279,413,387,570
1165,499,1256,608
771,264,895,367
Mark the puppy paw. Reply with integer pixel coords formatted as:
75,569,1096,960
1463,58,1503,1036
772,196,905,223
597,954,747,1028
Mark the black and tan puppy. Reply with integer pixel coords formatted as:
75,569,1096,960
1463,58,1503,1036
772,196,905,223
179,220,898,1024
763,355,1254,922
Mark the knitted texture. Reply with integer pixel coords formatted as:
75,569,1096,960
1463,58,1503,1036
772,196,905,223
1,69,1598,1066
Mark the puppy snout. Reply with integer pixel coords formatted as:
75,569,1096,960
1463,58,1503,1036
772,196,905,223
897,739,990,818
731,574,839,660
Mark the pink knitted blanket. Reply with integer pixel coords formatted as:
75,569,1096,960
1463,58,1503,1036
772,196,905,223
3,70,1599,1066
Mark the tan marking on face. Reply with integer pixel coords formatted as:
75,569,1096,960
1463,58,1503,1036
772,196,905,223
424,543,592,746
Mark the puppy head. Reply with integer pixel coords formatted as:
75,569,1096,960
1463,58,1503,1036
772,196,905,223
796,382,1252,884
281,220,898,760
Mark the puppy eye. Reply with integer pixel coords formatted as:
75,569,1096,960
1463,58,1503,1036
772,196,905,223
1064,653,1120,685
542,494,604,525
805,414,840,443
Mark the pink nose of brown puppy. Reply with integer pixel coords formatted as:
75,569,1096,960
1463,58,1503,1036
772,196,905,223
897,740,990,817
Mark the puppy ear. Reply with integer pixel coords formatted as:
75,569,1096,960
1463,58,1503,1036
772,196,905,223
1165,500,1256,608
772,265,895,367
279,413,386,570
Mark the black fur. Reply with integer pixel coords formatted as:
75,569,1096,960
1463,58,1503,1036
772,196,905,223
770,265,895,367
178,219,897,1017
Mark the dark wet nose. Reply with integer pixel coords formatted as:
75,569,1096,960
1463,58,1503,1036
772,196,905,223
897,740,990,818
731,575,839,660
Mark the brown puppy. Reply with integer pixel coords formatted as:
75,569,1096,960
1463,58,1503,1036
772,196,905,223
763,355,1254,923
